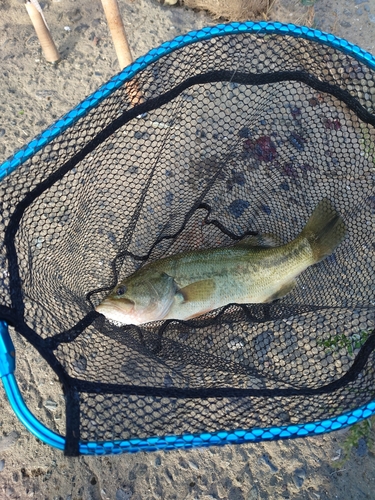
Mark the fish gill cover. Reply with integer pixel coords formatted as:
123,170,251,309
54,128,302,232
0,24,374,455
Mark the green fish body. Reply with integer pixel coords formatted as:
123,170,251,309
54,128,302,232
96,199,346,325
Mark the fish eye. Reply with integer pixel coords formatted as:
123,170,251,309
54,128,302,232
116,285,127,296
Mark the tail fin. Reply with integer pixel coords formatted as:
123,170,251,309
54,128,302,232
301,199,346,263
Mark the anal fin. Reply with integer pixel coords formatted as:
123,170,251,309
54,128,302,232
266,280,296,302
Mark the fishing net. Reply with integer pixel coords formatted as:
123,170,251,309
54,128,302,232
0,24,374,455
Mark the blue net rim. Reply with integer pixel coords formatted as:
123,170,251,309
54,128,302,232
1,22,375,454
1,21,375,181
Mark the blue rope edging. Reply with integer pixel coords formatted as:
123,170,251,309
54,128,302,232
1,321,374,454
1,21,375,182
0,322,64,450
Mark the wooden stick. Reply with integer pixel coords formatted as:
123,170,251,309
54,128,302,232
101,0,143,107
25,0,60,64
101,0,133,70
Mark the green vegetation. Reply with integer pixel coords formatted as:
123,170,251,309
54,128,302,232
317,330,371,356
335,416,375,467
359,123,375,166
320,329,375,465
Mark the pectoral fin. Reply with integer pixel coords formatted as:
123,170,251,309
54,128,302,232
176,279,216,303
235,233,282,248
266,280,296,302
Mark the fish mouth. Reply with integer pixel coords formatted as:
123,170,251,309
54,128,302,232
95,298,135,324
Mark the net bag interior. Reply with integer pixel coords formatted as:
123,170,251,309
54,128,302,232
0,23,375,456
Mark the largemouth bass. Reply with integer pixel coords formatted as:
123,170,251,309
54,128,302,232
96,199,346,325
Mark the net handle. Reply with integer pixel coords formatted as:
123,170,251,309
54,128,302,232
101,0,143,106
101,0,134,69
25,0,60,64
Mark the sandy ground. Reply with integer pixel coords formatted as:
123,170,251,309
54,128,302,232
0,0,375,499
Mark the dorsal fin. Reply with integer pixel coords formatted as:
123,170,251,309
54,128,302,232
234,233,282,248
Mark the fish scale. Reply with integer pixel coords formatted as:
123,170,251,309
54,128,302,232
163,238,315,321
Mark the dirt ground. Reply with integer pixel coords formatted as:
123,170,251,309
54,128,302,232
0,1,375,499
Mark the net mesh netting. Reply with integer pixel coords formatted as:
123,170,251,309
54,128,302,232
0,29,375,455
